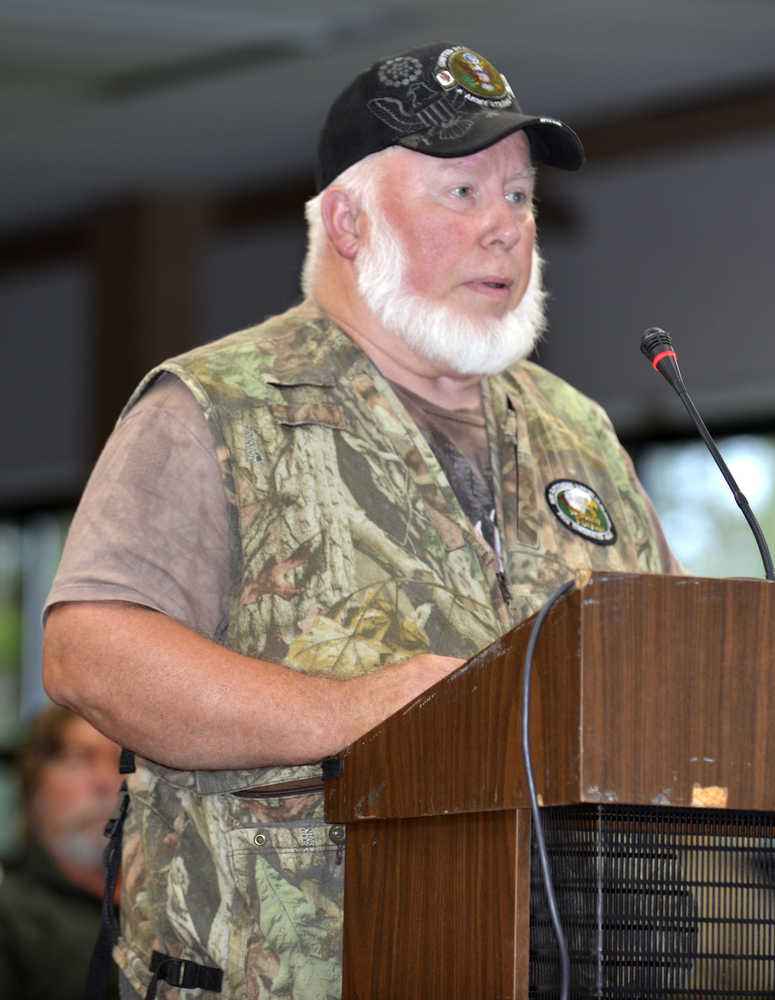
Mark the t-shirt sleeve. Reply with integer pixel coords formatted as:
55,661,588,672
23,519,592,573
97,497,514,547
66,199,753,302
44,372,232,640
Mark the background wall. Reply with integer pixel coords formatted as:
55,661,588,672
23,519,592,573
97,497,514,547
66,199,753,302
2,1,774,505
539,128,775,437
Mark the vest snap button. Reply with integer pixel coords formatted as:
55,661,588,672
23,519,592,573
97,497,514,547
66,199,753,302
328,824,345,845
253,832,267,847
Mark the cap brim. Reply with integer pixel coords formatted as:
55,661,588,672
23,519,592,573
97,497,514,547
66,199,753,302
398,111,585,171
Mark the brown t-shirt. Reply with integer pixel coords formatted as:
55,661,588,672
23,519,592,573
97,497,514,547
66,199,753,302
390,382,499,552
46,373,231,639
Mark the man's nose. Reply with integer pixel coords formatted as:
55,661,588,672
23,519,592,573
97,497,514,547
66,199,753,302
480,199,521,251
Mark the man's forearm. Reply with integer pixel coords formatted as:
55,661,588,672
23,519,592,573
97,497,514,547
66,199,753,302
42,600,463,771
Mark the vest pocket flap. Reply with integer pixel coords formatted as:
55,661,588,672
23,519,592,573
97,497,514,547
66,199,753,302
270,402,346,429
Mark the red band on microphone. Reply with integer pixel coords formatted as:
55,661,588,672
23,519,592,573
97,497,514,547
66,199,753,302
652,349,677,370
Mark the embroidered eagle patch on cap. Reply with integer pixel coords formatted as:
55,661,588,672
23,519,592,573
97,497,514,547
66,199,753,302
545,479,617,545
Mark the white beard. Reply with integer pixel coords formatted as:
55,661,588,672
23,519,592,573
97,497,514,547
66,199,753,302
45,793,119,870
354,209,547,376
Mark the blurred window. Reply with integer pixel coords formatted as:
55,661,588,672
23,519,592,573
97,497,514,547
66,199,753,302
636,433,775,579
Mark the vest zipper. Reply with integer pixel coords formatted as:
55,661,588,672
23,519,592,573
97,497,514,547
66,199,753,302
232,776,325,799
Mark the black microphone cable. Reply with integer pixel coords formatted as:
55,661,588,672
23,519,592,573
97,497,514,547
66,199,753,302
640,326,775,582
521,577,577,1000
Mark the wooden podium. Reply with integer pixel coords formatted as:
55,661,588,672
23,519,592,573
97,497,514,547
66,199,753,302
323,572,775,998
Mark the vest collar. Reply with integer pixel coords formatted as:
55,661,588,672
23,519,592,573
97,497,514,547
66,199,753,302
259,301,372,390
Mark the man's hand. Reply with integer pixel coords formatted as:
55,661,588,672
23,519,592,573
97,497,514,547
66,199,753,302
338,652,465,748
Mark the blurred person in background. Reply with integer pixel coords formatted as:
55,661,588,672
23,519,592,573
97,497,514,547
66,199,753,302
0,704,121,1000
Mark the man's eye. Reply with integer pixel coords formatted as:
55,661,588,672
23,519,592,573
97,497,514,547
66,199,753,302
506,190,528,205
451,185,474,198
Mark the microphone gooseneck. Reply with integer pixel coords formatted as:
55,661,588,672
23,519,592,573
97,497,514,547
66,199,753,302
640,327,775,582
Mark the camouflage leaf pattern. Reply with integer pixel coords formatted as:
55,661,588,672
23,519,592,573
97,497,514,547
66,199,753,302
115,301,677,997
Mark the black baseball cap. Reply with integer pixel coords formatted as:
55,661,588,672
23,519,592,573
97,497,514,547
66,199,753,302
316,42,585,190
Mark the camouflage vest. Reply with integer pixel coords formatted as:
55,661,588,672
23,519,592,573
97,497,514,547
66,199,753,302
114,301,667,997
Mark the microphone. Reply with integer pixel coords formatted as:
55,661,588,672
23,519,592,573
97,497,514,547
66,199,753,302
640,327,774,582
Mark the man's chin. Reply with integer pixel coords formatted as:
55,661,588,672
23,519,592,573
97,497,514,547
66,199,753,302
57,829,107,869
436,345,537,378
382,301,538,376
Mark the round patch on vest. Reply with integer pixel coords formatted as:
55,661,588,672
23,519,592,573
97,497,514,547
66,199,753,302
545,480,617,546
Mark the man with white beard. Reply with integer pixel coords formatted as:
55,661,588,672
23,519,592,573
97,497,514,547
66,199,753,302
42,42,680,1000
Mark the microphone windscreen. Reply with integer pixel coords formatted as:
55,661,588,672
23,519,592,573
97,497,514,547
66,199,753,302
640,327,674,363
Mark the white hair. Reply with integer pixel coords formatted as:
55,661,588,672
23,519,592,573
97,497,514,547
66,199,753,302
301,149,401,300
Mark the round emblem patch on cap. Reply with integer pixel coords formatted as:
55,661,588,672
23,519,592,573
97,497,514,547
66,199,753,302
545,480,617,546
444,47,509,102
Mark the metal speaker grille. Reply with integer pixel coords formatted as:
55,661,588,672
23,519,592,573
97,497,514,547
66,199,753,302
529,804,775,998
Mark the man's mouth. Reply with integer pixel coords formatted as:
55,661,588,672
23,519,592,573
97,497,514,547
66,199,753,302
465,277,514,299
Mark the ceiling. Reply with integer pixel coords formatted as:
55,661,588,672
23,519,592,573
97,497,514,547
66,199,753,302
2,0,775,238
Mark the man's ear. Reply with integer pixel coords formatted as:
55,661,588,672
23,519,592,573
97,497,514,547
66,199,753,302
321,188,361,260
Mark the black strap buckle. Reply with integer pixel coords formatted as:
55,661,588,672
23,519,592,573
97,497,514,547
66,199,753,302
147,951,223,997
322,755,342,780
